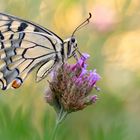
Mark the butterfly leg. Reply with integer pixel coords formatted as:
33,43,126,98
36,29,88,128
73,51,78,61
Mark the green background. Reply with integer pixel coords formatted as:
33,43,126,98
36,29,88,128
0,0,140,140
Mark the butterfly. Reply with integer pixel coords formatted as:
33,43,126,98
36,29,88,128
0,12,92,90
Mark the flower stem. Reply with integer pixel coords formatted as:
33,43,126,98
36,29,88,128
51,121,59,140
51,107,68,140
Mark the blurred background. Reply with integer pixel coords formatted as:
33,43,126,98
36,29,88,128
0,0,140,140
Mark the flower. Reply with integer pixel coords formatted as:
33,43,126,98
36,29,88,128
45,53,100,113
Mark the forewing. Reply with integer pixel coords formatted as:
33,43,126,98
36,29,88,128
0,12,63,44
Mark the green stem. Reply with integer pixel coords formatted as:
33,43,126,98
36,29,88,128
51,121,59,140
51,107,68,140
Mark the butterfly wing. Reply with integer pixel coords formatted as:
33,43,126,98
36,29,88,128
0,13,63,42
0,13,63,90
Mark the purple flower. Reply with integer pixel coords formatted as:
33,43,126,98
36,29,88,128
45,53,101,113
71,54,100,89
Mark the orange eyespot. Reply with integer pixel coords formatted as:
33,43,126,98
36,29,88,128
12,78,22,89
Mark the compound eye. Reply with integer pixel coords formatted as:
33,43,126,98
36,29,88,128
71,38,75,43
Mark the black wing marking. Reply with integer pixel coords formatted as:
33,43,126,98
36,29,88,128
0,12,63,43
36,59,58,82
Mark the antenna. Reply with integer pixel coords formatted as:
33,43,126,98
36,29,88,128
72,13,92,36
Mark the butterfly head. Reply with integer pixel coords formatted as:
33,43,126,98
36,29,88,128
64,13,92,59
70,13,92,57
69,37,83,58
69,36,77,49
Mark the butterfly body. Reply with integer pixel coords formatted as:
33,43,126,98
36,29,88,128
0,13,78,90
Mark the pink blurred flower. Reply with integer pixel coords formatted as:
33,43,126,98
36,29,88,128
92,5,117,32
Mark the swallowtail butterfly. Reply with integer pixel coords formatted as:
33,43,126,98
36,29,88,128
0,12,92,90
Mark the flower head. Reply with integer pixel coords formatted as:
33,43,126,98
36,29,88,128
45,53,100,113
